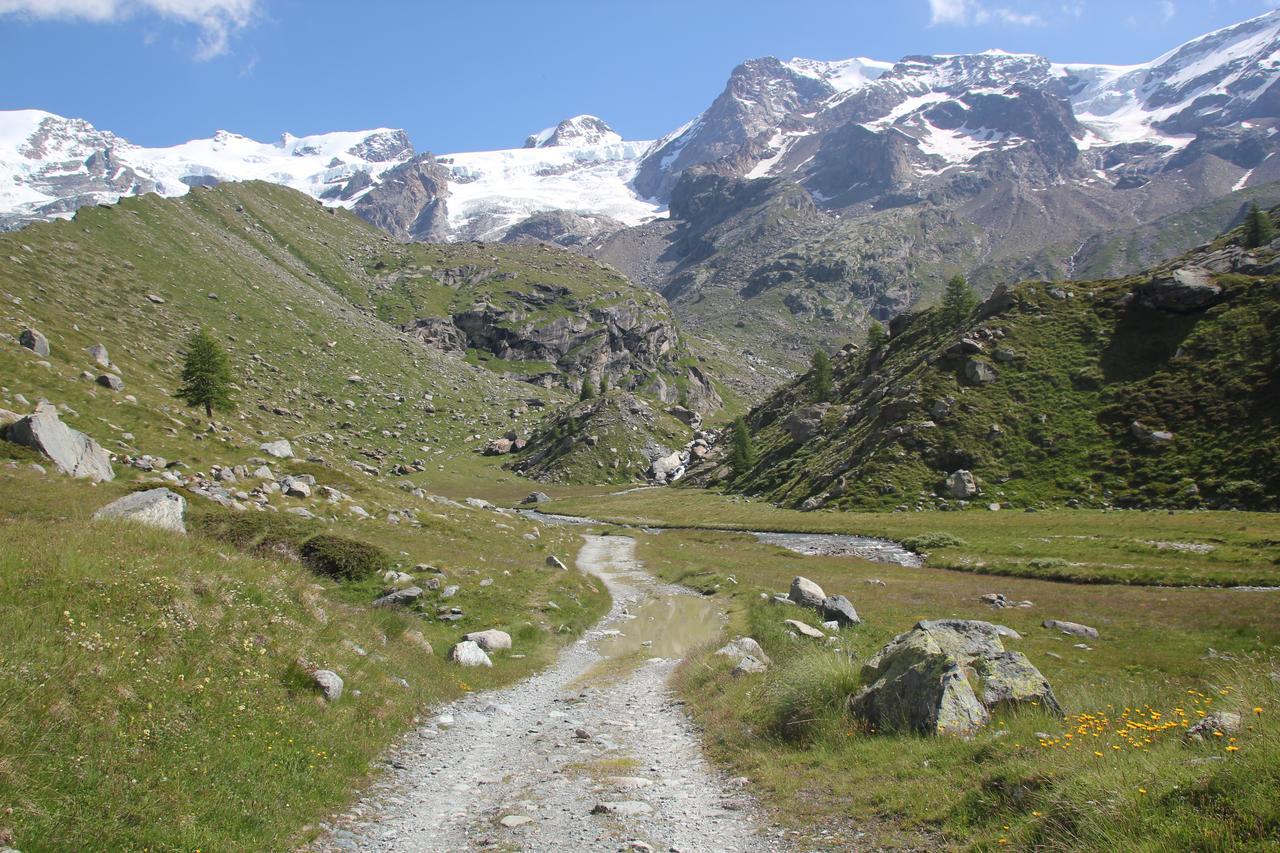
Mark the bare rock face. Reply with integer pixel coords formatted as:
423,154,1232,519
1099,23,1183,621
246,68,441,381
5,402,114,481
352,153,452,241
849,619,1061,736
1134,267,1223,313
92,488,186,533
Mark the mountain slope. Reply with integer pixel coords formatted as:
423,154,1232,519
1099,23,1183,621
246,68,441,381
689,211,1280,511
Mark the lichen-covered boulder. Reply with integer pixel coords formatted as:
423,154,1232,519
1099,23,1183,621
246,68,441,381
92,488,186,533
849,619,1061,737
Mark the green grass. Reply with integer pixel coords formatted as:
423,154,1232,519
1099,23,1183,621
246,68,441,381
0,467,608,851
548,488,1280,587
635,524,1280,850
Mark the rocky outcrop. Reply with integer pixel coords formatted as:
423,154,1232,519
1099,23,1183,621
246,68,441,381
352,154,452,241
500,210,625,248
1134,267,1223,313
849,619,1061,736
5,402,114,481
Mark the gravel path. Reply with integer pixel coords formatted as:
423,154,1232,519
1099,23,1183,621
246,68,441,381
316,535,782,852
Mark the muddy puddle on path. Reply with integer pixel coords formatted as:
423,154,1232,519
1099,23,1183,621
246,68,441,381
596,594,722,661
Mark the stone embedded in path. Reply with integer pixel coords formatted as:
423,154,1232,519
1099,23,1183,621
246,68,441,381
449,640,492,667
849,619,1061,737
821,594,861,627
499,814,533,828
784,619,826,640
19,328,49,356
260,439,294,459
5,402,114,481
1043,619,1099,639
464,629,512,651
312,669,343,702
788,576,826,609
590,801,653,817
92,488,186,533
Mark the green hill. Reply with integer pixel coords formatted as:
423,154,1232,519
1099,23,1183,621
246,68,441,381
694,210,1280,512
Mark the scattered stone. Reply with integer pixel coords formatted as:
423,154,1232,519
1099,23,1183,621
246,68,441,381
784,619,826,640
521,491,551,505
546,555,569,571
373,587,424,608
463,629,512,651
963,359,998,385
448,641,492,667
441,584,459,599
715,637,771,666
821,594,861,627
1043,619,1099,639
731,655,768,676
92,488,186,533
590,801,652,817
96,373,124,391
86,343,109,367
1184,711,1242,743
499,815,533,828
19,328,49,356
788,576,826,609
6,402,114,481
145,293,166,304
260,439,294,458
312,669,343,702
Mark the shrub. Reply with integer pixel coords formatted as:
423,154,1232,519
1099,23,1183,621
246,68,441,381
763,648,862,741
1028,557,1068,570
902,532,967,552
300,534,393,582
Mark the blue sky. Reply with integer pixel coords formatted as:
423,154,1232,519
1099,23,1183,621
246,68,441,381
1,0,1276,152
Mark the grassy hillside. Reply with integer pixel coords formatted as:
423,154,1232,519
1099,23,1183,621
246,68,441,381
0,182,613,849
698,212,1280,511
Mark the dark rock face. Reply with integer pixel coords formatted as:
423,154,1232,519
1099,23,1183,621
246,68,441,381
401,317,467,353
1134,267,1223,313
352,154,451,241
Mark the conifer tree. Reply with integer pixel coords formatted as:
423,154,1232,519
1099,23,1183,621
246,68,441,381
810,349,833,402
940,274,977,327
579,379,595,401
177,328,234,418
599,375,609,396
729,416,756,477
1244,201,1276,249
866,320,888,349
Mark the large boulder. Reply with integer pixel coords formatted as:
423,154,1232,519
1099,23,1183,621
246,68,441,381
821,595,861,627
86,343,109,367
849,619,1061,736
92,488,186,533
963,359,998,385
372,586,424,608
1135,267,1223,313
19,328,49,356
946,469,979,499
260,439,294,459
5,402,114,481
788,576,827,609
715,636,771,666
783,404,829,444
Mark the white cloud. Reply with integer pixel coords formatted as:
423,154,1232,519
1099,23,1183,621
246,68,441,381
0,0,258,58
927,0,1045,26
1160,0,1176,21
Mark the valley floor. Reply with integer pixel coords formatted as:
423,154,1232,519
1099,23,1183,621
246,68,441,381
313,535,783,852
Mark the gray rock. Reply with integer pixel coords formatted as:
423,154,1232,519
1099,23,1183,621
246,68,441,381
521,491,552,505
946,469,979,499
788,575,826,609
849,619,1061,736
6,402,114,481
1043,619,1099,639
590,801,652,817
731,655,768,676
499,814,533,828
963,359,998,385
1130,421,1174,445
546,555,569,571
464,629,512,651
281,477,311,498
441,584,460,599
260,439,294,459
86,343,109,367
1183,711,1242,742
19,328,49,356
96,373,123,391
821,594,861,627
312,669,343,702
373,586,424,608
92,488,186,533
1135,267,1223,313
784,619,826,639
715,637,771,666
449,640,493,667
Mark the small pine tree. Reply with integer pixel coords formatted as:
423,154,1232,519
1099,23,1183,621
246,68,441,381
866,320,888,349
1244,201,1276,249
810,349,833,402
177,327,234,418
940,274,977,327
599,375,609,396
579,380,595,401
728,416,757,476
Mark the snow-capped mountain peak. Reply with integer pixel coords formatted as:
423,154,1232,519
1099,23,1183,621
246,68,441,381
523,115,621,148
